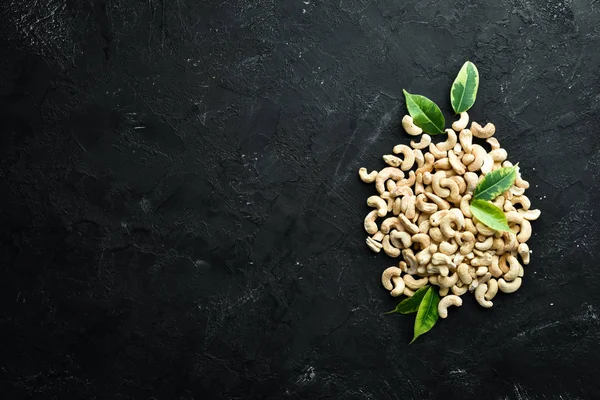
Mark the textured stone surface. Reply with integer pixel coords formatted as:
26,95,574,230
1,0,600,398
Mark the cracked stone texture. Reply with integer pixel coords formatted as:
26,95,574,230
1,0,599,399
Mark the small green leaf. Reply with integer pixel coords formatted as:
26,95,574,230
403,90,445,135
451,61,479,114
410,286,440,344
473,166,518,201
469,199,511,232
385,286,430,315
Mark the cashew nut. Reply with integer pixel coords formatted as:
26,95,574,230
404,275,429,290
439,287,450,297
429,142,447,160
451,284,468,296
489,148,508,162
437,129,458,151
438,272,459,288
390,230,412,249
475,236,494,251
364,210,379,234
452,112,469,132
414,149,425,167
402,115,423,136
440,178,461,203
464,172,479,193
367,196,388,217
485,278,499,300
459,194,473,218
518,242,530,265
381,266,402,290
438,295,463,318
475,283,493,308
434,158,452,170
382,235,401,258
439,240,459,255
410,134,431,150
375,167,404,194
489,255,503,278
471,121,496,139
503,255,521,281
486,137,500,150
416,194,437,214
392,144,416,171
498,277,522,293
424,192,451,210
517,220,532,243
366,237,383,253
439,209,465,238
518,209,541,220
416,244,437,265
415,152,435,174
459,129,473,154
448,149,466,175
429,227,444,243
456,263,472,285
359,167,378,183
468,144,487,172
399,214,419,234
411,233,432,249
391,276,406,297
480,153,494,174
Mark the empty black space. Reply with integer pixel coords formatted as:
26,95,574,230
1,1,600,399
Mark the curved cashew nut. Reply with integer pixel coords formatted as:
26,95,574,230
468,144,488,172
438,295,463,319
399,214,419,234
464,172,479,193
382,235,401,258
476,266,488,276
416,244,438,265
389,276,405,297
485,278,499,300
359,167,377,183
429,227,444,243
364,210,379,234
403,195,417,220
498,277,522,293
429,142,447,159
489,255,503,278
431,252,454,267
403,274,429,290
504,211,524,224
429,210,450,227
450,176,467,194
502,231,518,251
440,178,461,203
394,171,416,189
386,180,397,193
381,267,402,290
413,149,425,167
375,167,404,194
390,230,412,249
439,272,459,288
515,167,530,189
439,287,450,297
436,129,458,152
475,283,493,308
410,134,431,149
411,233,431,249
459,194,473,218
380,217,403,234
392,144,416,171
504,255,521,281
471,253,493,267
452,112,469,132
464,218,478,235
511,196,531,211
402,115,423,136
371,231,384,241
471,121,496,138
480,153,494,174
427,263,450,277
517,220,532,243
424,192,451,210
459,129,473,154
490,148,508,162
367,196,387,217
415,152,435,175
475,222,496,236
475,236,494,251
518,209,541,220
462,153,475,166
418,219,430,235
383,154,402,168
416,194,438,213
402,249,418,270
510,186,526,196
457,263,472,285
486,137,500,150
518,243,530,265
459,231,475,255
434,158,451,170
432,171,450,198
448,150,466,175
439,209,465,238
451,284,468,296
439,240,458,255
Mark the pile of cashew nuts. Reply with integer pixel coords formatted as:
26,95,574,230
360,111,540,318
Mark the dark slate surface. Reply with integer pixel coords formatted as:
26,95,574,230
1,1,599,399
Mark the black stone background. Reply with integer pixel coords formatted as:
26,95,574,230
1,0,600,399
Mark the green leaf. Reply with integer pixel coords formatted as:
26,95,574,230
473,166,518,201
451,61,479,114
403,89,445,135
385,286,430,315
410,286,440,344
469,199,511,232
